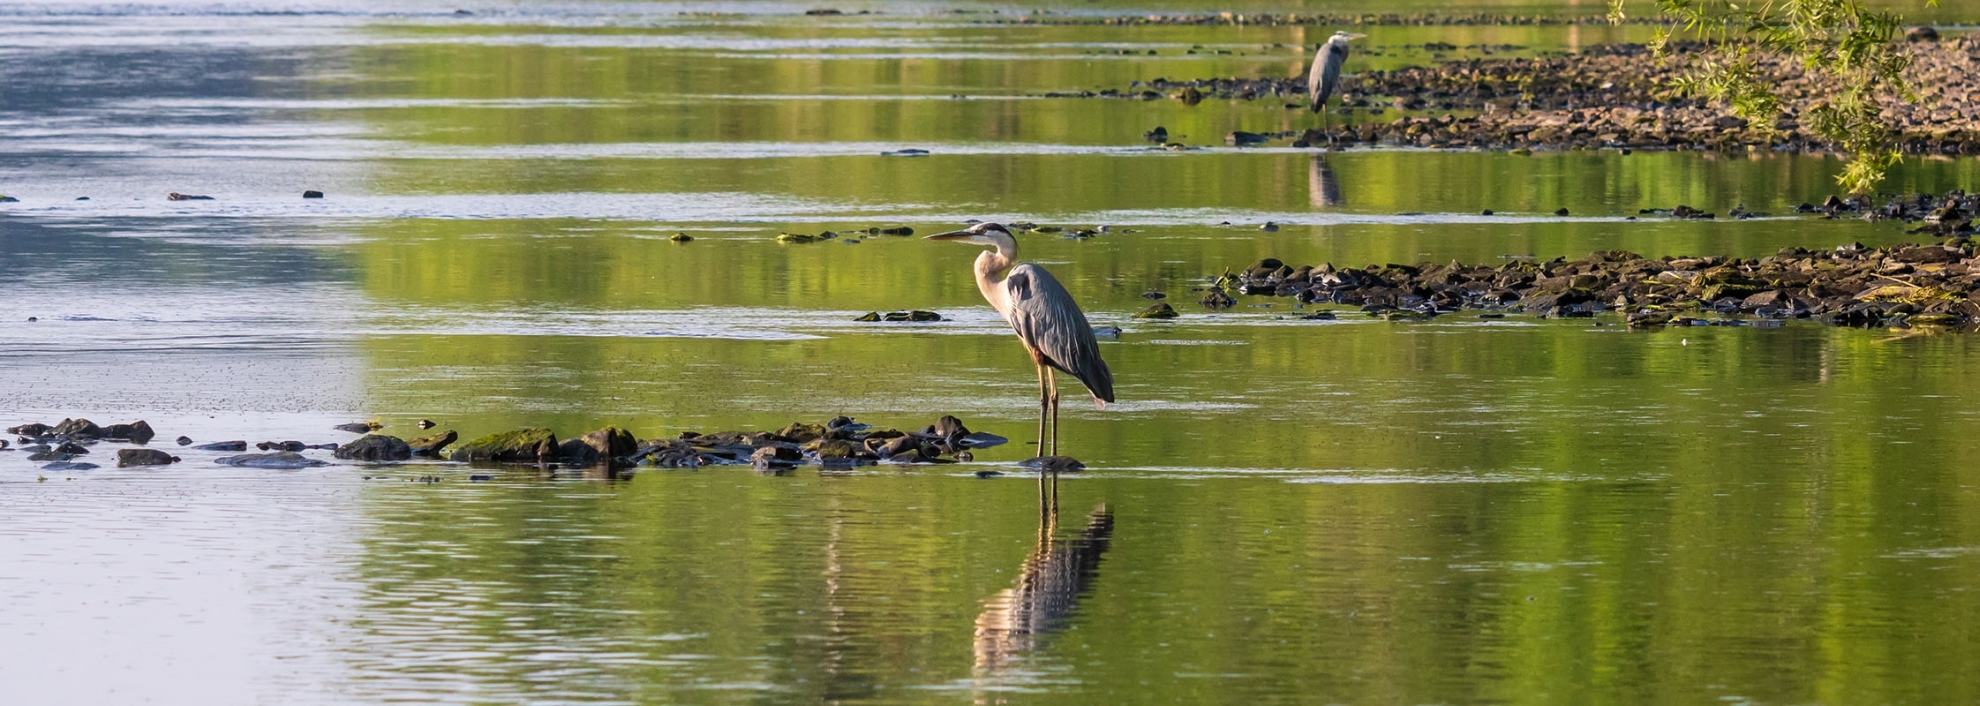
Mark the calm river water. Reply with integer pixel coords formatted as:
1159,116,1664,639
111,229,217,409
3,1,1979,704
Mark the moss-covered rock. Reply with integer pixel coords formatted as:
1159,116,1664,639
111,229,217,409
449,428,557,463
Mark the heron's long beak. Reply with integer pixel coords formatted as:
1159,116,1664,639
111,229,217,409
1347,33,1368,40
924,230,973,241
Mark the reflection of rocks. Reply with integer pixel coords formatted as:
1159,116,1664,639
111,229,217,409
1225,237,1980,329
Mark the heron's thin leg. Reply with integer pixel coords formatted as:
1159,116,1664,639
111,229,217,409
1046,368,1061,457
1034,363,1049,459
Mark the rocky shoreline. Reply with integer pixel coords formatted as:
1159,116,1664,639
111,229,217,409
980,11,1659,27
1064,36,1980,155
1213,230,1980,330
5,415,1009,475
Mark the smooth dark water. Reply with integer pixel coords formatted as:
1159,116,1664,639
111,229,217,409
3,2,1979,704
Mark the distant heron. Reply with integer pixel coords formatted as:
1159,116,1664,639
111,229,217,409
1307,31,1367,121
927,222,1114,457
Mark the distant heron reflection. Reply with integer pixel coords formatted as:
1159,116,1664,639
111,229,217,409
972,492,1114,676
1309,154,1344,208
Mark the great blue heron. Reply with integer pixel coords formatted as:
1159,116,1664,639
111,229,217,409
1307,31,1367,121
926,222,1114,458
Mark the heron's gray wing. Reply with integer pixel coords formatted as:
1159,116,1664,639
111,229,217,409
1309,41,1349,111
1004,264,1114,402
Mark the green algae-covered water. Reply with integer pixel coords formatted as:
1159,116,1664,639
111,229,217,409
3,2,1979,703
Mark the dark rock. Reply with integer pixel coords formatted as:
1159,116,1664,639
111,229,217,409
1136,303,1179,318
556,438,601,465
166,193,213,201
28,452,73,462
117,449,179,467
956,431,1009,448
975,470,1005,478
256,440,307,452
333,422,378,433
99,421,154,443
777,422,828,443
1553,208,1570,217
408,430,458,457
192,440,248,452
7,423,52,437
416,419,436,429
54,441,89,455
1143,126,1169,142
176,436,193,445
1226,131,1270,146
51,418,101,438
449,428,557,463
333,435,413,462
1017,455,1086,473
1907,25,1940,42
42,462,98,471
302,190,325,198
933,415,971,438
214,451,327,469
670,232,693,242
579,427,638,460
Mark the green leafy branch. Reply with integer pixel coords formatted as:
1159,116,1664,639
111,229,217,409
1609,0,1934,193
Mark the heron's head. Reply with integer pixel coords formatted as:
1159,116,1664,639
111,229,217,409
924,222,1015,248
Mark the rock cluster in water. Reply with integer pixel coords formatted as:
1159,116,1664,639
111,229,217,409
984,11,1663,27
1063,37,1980,155
5,415,1008,473
1218,231,1980,329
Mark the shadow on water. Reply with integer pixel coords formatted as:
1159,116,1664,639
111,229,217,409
972,481,1114,679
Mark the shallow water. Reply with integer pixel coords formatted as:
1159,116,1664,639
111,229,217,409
4,2,1980,704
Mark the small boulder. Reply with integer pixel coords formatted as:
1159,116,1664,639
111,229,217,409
192,440,249,451
556,438,602,465
257,440,307,452
99,421,155,443
1017,456,1086,473
42,462,99,471
302,190,325,198
213,451,327,469
51,418,101,438
1136,303,1179,319
117,449,179,467
333,435,412,462
449,428,557,462
407,430,458,457
579,427,638,460
176,436,193,445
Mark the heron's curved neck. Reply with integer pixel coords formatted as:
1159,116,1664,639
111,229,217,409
974,239,1018,310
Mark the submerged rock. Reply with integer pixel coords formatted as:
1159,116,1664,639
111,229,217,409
166,192,213,201
42,461,99,471
1017,456,1087,473
1136,303,1179,319
214,451,326,469
192,440,249,452
334,435,413,462
257,440,307,452
333,421,380,433
117,449,179,467
449,428,558,463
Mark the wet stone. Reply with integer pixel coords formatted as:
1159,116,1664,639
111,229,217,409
213,451,327,469
334,435,413,462
192,440,249,452
117,449,179,467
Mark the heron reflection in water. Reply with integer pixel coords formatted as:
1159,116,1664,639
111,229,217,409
972,488,1114,676
1309,155,1344,208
